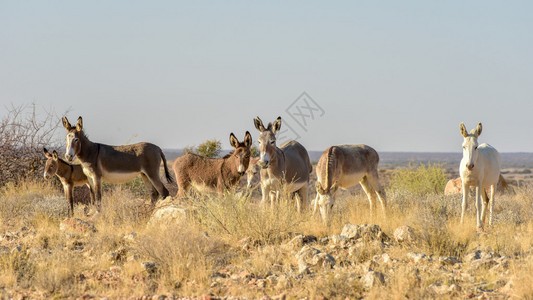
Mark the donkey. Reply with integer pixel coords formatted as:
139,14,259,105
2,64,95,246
62,116,172,206
314,145,387,224
246,157,261,189
43,148,89,216
254,116,312,212
173,132,252,197
459,122,503,231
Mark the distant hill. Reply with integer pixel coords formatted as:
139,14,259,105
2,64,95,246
163,149,533,170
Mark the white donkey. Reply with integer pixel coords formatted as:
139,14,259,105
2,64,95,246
459,122,502,231
254,116,312,212
314,144,387,224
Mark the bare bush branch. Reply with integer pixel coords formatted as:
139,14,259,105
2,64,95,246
0,103,67,186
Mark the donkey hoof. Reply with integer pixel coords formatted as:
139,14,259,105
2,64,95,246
476,227,484,233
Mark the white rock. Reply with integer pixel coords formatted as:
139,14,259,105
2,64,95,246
147,205,187,227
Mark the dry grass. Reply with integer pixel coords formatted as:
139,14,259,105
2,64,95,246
1,174,533,298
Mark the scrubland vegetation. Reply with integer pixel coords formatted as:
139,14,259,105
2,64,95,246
1,166,532,299
1,106,533,299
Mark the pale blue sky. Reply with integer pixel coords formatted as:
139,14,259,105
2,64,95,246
1,1,532,152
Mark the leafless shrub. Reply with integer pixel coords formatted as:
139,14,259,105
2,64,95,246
0,104,65,186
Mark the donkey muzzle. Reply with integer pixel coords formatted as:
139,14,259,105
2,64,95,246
258,160,269,169
65,154,74,162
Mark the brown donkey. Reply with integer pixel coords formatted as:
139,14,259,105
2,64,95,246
173,132,252,197
314,144,387,224
43,148,89,216
62,116,172,206
254,116,312,212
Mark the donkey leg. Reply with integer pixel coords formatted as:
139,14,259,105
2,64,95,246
300,185,308,212
294,191,302,213
366,171,387,215
94,177,103,210
64,184,74,217
475,185,482,230
260,183,268,206
312,193,319,216
360,176,377,217
140,173,159,203
489,185,496,226
145,171,170,200
461,183,468,224
480,188,489,226
87,178,97,206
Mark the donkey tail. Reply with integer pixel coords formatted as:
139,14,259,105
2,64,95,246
499,174,508,190
160,150,173,183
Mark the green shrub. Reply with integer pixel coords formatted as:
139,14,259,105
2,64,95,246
250,145,259,158
182,139,222,158
388,162,448,196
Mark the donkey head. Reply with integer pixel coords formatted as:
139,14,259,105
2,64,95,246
254,116,281,169
62,116,83,162
229,131,252,176
43,147,59,179
460,122,482,171
315,181,338,224
246,157,261,189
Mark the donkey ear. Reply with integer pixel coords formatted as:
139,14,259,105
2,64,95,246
76,116,83,132
52,150,59,160
254,117,265,132
459,122,468,138
244,131,252,147
229,133,239,149
43,147,52,158
474,122,482,137
272,117,282,134
62,117,72,131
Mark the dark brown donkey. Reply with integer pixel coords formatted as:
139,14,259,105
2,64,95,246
43,148,89,216
62,116,172,206
173,132,252,197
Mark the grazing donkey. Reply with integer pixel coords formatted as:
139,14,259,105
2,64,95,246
314,145,387,224
246,157,261,189
173,132,252,197
459,122,503,231
43,148,89,216
254,116,312,212
62,116,172,206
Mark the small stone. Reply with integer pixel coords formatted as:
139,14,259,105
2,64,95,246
141,261,157,274
123,232,137,242
298,260,310,275
429,282,449,294
439,256,461,266
361,271,386,288
407,252,427,263
393,225,416,244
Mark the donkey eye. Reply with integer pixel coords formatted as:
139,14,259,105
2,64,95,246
475,146,478,150
270,141,275,145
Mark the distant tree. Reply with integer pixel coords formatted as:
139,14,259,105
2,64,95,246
196,139,221,158
181,145,195,156
182,139,222,158
250,145,259,158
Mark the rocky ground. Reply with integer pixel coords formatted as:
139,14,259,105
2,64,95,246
1,207,530,299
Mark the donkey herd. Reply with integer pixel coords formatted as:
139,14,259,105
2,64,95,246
42,116,505,232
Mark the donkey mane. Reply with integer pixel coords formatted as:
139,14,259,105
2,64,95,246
223,150,235,159
325,146,336,191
